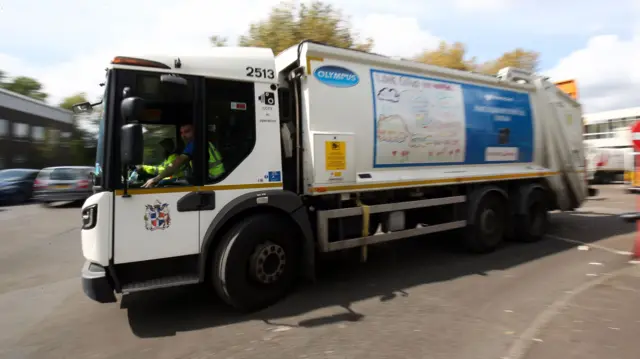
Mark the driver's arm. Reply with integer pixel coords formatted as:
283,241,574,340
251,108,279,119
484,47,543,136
153,154,189,180
152,140,193,181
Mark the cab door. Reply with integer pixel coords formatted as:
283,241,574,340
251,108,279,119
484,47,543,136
112,123,201,264
111,70,202,265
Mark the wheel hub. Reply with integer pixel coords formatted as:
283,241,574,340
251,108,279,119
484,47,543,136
250,242,286,284
480,209,497,233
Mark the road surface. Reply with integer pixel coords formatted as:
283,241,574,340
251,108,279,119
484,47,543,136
0,185,638,359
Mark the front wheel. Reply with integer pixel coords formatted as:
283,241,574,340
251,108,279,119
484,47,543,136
211,213,300,312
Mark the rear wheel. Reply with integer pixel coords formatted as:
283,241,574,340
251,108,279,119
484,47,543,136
513,188,548,243
212,213,300,312
464,192,506,253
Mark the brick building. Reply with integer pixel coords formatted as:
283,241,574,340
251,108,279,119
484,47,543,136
0,88,75,169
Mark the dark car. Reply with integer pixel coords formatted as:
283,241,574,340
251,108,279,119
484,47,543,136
33,166,94,205
0,168,40,205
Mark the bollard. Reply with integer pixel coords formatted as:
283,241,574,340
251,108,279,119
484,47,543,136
619,210,640,259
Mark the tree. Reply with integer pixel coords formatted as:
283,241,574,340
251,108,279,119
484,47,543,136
412,41,539,75
414,41,477,71
210,35,228,47
58,93,97,165
477,48,540,75
233,0,373,54
0,76,48,101
59,93,88,111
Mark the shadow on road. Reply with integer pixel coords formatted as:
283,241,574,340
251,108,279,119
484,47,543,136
122,209,634,338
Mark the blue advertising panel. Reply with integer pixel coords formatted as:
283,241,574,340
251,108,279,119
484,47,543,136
370,69,534,168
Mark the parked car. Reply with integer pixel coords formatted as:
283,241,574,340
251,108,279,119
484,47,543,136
0,168,40,205
33,166,94,205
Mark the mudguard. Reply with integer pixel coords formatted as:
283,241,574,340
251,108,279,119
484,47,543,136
199,189,315,282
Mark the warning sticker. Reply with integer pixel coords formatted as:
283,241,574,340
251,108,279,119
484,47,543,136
325,141,346,171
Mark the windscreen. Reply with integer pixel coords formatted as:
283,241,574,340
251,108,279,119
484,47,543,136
0,169,33,182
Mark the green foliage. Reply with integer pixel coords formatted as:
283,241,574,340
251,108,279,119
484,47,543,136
476,48,540,75
414,41,477,71
234,0,373,54
59,93,97,165
213,0,538,76
413,42,539,75
0,76,48,101
59,92,88,110
210,35,228,47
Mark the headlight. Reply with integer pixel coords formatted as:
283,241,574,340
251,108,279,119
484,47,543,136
81,204,98,230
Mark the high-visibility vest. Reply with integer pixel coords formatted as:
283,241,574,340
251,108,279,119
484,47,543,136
140,153,186,179
186,142,225,179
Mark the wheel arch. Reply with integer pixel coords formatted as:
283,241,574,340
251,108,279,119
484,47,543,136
199,190,315,283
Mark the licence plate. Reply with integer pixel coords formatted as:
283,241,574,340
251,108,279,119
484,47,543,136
54,185,70,189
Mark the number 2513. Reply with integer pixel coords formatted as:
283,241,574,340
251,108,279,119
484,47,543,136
246,66,274,79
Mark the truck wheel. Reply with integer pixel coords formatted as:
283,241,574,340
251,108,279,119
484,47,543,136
212,213,300,312
513,188,548,243
464,192,506,253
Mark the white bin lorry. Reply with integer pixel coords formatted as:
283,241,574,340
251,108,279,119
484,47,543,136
77,41,593,312
586,146,633,184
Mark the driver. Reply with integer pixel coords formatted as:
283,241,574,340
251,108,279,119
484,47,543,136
135,138,186,182
142,123,225,188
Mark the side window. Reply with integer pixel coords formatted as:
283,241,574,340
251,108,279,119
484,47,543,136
117,70,197,189
204,78,256,184
123,124,189,187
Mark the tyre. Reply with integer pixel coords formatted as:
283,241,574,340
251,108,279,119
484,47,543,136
512,188,548,243
9,191,27,206
464,192,506,253
212,213,300,312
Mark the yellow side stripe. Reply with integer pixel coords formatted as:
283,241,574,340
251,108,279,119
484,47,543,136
113,170,585,196
310,171,565,193
114,182,282,196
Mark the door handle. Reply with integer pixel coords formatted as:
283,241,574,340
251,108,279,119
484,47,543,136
177,191,216,212
198,191,216,211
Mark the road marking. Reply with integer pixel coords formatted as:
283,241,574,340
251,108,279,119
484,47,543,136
546,234,633,256
503,265,638,359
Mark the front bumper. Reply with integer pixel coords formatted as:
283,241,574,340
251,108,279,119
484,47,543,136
81,261,116,303
34,191,92,202
627,187,640,194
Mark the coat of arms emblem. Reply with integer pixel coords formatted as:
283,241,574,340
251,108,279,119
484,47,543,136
144,200,171,231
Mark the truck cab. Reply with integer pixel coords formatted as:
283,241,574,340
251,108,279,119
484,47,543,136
79,50,305,309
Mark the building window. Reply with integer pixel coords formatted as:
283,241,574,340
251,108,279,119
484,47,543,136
13,122,29,139
0,119,7,137
32,126,45,141
61,131,72,147
47,128,60,145
13,154,26,164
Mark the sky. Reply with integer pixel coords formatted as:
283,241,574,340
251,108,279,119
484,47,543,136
0,0,639,114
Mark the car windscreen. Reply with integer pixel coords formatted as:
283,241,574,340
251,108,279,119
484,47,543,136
0,169,34,182
49,168,83,181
